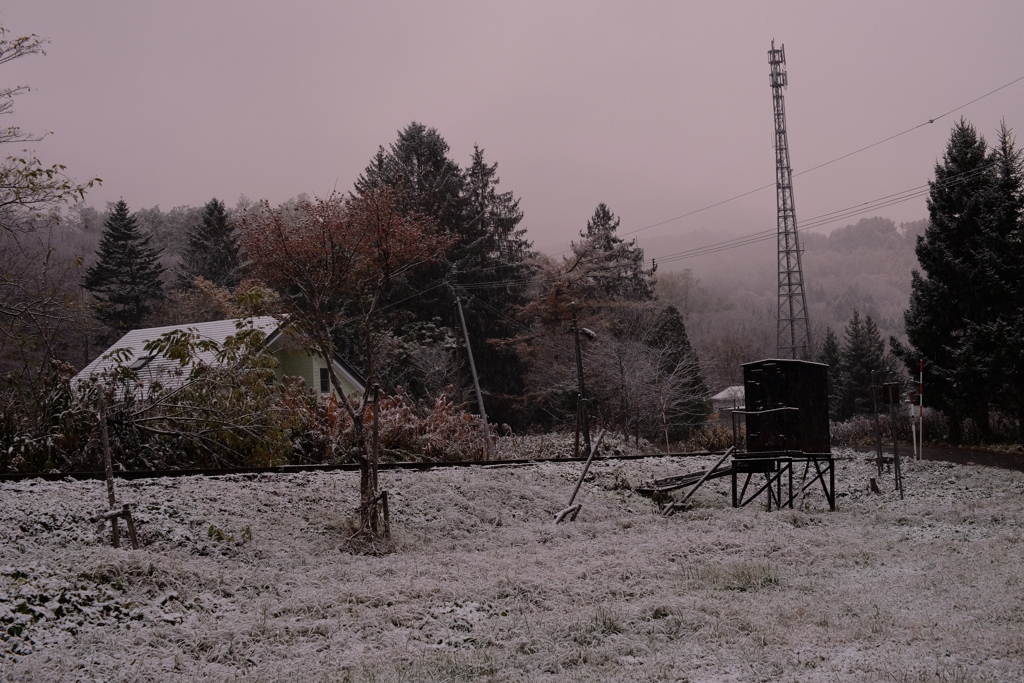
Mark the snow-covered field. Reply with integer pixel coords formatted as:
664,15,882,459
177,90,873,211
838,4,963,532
3,444,1023,682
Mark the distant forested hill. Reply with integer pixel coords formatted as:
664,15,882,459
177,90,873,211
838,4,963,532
651,216,926,388
803,216,925,336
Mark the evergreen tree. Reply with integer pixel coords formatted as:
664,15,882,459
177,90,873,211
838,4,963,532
83,199,166,331
178,198,240,289
353,124,465,316
896,119,995,441
818,326,841,420
648,305,708,438
351,124,535,426
569,203,655,302
463,145,531,271
836,311,891,420
455,146,535,419
355,122,465,234
969,122,1024,438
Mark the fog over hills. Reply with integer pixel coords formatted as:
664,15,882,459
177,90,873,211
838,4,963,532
580,216,926,388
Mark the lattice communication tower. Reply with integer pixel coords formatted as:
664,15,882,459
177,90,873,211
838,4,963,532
768,41,811,360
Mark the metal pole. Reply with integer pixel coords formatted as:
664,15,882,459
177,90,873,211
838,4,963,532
871,371,883,477
890,397,903,499
919,359,924,461
570,302,591,457
370,383,380,535
456,296,494,459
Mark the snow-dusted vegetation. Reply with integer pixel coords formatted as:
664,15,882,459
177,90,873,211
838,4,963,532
3,445,1023,682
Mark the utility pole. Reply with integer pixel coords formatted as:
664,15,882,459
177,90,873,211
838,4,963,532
456,296,494,458
769,41,812,359
570,302,592,457
871,370,884,477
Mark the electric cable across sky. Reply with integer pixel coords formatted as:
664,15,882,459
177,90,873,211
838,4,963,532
352,75,1024,311
616,72,1024,242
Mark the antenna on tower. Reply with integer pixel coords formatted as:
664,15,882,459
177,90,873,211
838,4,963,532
769,41,812,360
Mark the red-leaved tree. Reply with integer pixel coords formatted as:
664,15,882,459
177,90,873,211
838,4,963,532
240,188,449,540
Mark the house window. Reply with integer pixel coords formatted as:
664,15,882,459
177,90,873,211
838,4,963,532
129,355,154,370
320,368,330,393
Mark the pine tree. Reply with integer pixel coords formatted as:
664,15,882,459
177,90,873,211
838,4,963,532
463,146,531,270
455,146,535,419
569,203,655,302
896,119,996,441
351,124,536,426
178,198,240,289
355,122,465,233
970,122,1024,438
818,326,841,420
836,311,891,420
83,199,166,331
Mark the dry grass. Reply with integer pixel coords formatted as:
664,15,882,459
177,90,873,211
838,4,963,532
2,448,1023,681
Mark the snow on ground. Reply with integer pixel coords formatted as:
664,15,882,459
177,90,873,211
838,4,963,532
2,443,1023,682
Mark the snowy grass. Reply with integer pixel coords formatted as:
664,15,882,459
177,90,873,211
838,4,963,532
2,446,1023,682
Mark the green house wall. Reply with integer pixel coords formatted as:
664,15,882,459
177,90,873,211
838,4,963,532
272,348,361,398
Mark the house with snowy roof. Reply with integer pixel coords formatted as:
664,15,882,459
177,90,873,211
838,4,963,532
74,316,365,399
709,385,744,421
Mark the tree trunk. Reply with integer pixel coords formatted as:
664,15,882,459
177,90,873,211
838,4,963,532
316,335,375,535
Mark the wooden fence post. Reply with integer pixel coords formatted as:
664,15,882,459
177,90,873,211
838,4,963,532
98,392,119,548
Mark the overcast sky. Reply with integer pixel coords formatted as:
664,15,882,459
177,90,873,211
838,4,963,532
4,1,1024,263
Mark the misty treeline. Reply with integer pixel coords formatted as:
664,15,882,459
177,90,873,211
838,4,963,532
656,216,925,389
2,115,715,473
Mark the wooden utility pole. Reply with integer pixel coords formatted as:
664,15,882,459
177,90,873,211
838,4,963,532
871,371,883,477
884,381,904,499
370,383,380,535
570,302,592,458
456,296,494,458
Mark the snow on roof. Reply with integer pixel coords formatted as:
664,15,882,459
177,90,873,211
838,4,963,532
74,316,282,392
711,385,745,402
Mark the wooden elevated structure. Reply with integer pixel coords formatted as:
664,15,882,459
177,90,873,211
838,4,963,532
730,451,835,511
636,449,835,513
638,358,836,513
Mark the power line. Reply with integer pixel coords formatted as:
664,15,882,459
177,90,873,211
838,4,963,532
337,155,1001,314
615,72,1024,240
649,162,995,266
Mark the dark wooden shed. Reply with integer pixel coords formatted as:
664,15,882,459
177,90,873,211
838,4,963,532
741,359,830,455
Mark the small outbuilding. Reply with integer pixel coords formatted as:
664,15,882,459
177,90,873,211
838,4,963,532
709,385,745,420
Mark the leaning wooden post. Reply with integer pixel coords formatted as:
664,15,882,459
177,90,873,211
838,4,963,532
554,429,607,523
122,504,140,550
98,392,120,549
456,296,494,459
660,387,670,452
664,446,735,516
